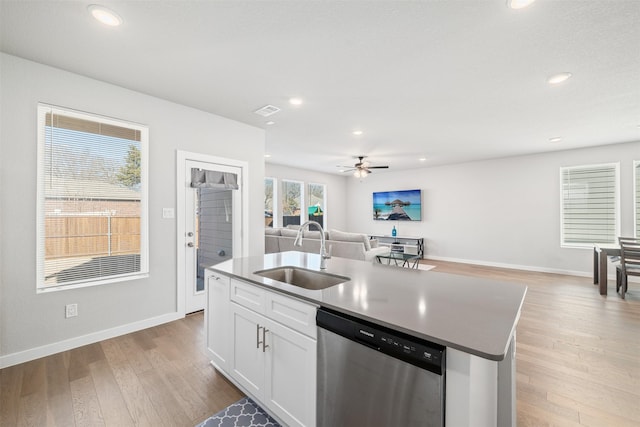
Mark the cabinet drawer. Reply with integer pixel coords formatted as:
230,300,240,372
230,279,266,314
207,270,231,287
266,292,318,339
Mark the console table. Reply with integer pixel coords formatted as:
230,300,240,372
370,235,424,259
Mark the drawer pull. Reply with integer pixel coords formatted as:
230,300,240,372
256,324,262,349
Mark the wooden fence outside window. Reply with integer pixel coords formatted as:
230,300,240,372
45,215,140,259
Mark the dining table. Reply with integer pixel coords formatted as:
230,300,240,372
593,244,621,295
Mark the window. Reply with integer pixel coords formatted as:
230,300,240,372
635,161,640,238
37,104,149,291
265,177,276,228
281,180,303,227
307,183,326,228
560,163,619,246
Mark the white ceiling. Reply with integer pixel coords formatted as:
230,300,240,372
1,1,639,175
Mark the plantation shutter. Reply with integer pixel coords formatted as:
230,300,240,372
37,104,148,289
561,164,618,246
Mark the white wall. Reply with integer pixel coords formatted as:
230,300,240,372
0,53,265,366
265,163,349,232
347,141,640,275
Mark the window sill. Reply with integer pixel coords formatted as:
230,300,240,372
37,272,150,293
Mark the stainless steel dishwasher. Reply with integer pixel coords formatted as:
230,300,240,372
317,307,445,427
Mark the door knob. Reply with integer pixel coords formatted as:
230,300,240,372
187,242,194,247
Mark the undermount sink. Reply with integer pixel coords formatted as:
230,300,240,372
253,266,350,290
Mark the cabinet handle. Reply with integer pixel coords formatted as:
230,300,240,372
256,324,262,349
262,328,269,352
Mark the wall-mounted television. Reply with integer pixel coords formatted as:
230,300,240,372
373,189,422,221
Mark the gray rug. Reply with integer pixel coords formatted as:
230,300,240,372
197,397,280,427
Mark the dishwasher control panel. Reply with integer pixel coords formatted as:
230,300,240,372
317,307,445,375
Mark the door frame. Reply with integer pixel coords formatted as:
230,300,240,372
176,150,249,316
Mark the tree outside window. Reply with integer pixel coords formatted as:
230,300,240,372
282,180,302,227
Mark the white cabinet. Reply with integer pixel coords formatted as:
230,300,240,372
206,271,317,427
205,271,230,371
230,303,317,427
230,304,265,397
264,313,316,427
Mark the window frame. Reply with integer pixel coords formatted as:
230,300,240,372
36,104,149,292
559,162,620,248
635,160,640,238
265,176,278,228
307,182,327,229
281,179,305,227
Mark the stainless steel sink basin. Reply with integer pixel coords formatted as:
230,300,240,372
253,266,350,290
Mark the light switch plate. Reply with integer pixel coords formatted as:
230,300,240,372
162,208,175,219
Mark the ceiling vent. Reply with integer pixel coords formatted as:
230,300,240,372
254,105,281,117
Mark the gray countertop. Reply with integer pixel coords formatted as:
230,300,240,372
209,251,527,361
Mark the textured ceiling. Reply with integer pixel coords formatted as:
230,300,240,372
1,0,639,175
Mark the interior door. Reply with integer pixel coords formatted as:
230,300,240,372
184,159,242,313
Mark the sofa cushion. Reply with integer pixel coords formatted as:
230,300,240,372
281,228,300,238
265,227,281,236
329,229,371,251
303,230,329,240
286,224,301,230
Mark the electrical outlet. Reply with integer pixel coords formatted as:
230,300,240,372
65,303,78,318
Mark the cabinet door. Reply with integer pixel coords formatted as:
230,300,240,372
229,303,266,399
264,319,317,427
206,272,230,371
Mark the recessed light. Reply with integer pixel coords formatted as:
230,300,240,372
419,157,427,162
507,0,536,9
265,121,275,126
264,154,272,158
289,97,303,106
549,137,562,143
547,72,573,85
88,5,122,27
352,130,363,136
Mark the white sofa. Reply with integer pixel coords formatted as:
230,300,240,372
265,227,390,262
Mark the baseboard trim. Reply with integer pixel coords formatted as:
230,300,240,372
0,312,183,369
424,255,592,278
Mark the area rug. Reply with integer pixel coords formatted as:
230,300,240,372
196,397,280,427
417,263,436,271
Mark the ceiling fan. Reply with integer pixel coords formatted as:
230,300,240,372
339,156,389,178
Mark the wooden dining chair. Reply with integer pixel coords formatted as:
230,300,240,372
616,237,640,299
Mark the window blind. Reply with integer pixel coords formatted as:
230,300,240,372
37,104,148,290
560,163,618,246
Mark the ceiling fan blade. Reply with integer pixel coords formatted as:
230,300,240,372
368,166,389,169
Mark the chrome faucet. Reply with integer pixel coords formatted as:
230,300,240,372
294,220,331,269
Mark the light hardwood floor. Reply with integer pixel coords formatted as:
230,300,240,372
1,260,638,426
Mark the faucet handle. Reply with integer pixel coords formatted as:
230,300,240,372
324,244,332,259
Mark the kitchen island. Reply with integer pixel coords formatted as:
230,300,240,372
207,251,527,427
